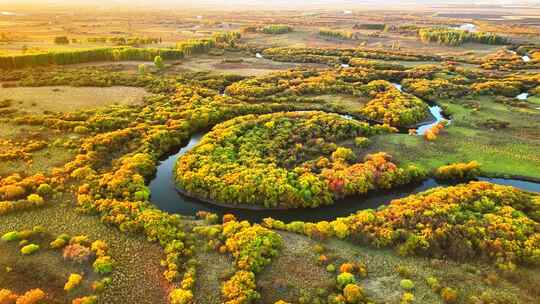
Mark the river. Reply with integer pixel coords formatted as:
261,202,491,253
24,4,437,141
149,131,540,222
148,84,535,222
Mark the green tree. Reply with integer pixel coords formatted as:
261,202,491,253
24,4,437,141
154,55,164,70
138,64,147,74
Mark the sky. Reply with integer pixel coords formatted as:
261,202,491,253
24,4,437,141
1,0,539,9
0,0,540,6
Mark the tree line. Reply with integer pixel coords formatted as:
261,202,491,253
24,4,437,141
0,32,241,70
319,29,355,40
418,28,510,46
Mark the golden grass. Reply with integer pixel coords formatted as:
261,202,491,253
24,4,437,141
1,86,150,114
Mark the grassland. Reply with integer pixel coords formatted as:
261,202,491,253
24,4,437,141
370,96,540,179
176,52,326,76
1,86,150,114
0,200,169,304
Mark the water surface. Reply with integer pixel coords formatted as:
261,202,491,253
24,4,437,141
516,92,529,100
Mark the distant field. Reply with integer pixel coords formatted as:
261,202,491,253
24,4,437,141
1,86,150,113
177,53,327,76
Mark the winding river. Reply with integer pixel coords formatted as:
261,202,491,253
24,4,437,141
148,83,537,222
149,132,540,223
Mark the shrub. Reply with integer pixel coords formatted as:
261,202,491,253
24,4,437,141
50,239,67,249
337,272,356,290
400,279,415,290
1,231,20,242
93,256,114,274
36,184,53,197
91,240,108,257
339,263,355,273
169,289,193,304
426,277,440,291
50,234,70,249
331,147,355,162
340,182,539,266
15,289,46,304
395,265,412,278
63,244,93,263
441,287,458,303
26,194,44,205
154,56,164,70
0,185,26,200
221,271,260,304
70,235,91,246
355,262,368,278
174,112,412,209
326,264,336,272
224,224,282,273
0,289,17,303
74,126,90,134
343,284,364,303
138,64,147,75
223,214,237,223
354,137,370,148
20,244,40,255
401,292,414,304
72,296,98,304
64,273,83,292
435,161,481,181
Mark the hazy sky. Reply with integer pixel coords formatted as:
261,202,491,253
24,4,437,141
2,0,538,8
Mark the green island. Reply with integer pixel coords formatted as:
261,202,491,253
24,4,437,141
175,111,423,209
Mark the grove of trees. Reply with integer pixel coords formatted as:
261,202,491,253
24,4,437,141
319,29,355,40
261,25,293,35
175,111,424,208
418,28,510,46
0,32,241,70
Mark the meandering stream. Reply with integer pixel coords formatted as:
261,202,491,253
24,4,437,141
149,131,540,222
391,82,450,135
147,82,536,222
